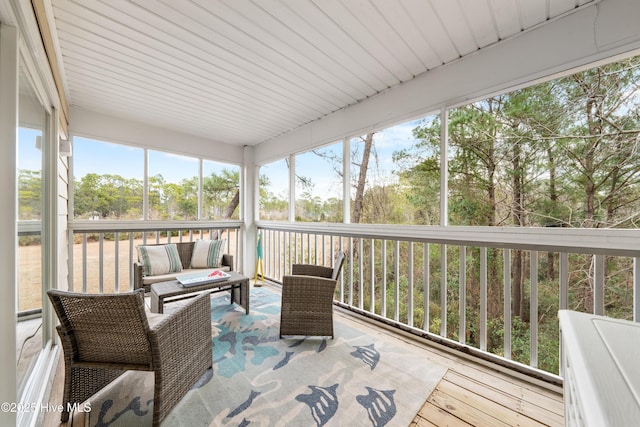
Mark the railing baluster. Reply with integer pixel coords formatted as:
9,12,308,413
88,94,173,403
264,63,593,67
594,254,605,315
423,243,430,332
114,232,120,293
408,242,414,328
370,238,375,314
440,244,447,337
359,238,364,310
82,233,88,293
348,238,354,306
530,250,539,368
314,233,318,265
459,245,466,345
129,233,134,291
99,233,104,294
382,240,387,318
635,257,639,322
480,247,487,351
504,248,511,360
560,252,568,310
394,240,400,322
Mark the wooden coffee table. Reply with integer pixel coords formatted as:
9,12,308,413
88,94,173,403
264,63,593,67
150,271,250,314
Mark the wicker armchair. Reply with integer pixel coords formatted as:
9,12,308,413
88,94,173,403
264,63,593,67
47,289,212,427
280,251,346,338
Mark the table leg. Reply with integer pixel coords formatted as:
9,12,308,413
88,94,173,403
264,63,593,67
151,289,163,314
230,284,239,306
242,279,249,314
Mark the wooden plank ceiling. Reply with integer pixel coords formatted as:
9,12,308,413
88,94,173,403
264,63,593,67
51,0,595,146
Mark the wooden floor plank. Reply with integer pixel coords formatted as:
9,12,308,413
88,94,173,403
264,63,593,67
428,387,512,427
445,371,564,425
414,401,473,426
435,379,549,427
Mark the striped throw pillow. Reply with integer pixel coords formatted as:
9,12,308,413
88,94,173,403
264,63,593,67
137,244,183,276
190,239,225,268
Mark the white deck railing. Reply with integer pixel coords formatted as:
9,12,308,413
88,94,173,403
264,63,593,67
257,221,640,380
68,221,243,294
66,219,640,379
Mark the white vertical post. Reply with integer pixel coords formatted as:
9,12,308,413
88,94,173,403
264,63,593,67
408,242,414,328
459,246,466,344
530,251,539,368
0,23,19,425
504,249,512,360
382,240,387,318
359,238,364,310
440,108,448,226
370,239,375,313
242,146,256,276
114,232,119,292
423,243,430,332
560,253,569,310
440,107,448,338
143,148,149,220
289,154,295,222
99,234,104,293
348,238,354,306
394,240,400,322
343,138,350,224
440,246,447,337
594,254,605,316
480,247,487,351
198,159,203,219
634,258,639,322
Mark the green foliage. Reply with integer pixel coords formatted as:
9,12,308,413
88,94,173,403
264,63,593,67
72,169,240,220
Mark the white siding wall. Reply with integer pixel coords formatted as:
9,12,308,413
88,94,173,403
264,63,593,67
58,154,69,291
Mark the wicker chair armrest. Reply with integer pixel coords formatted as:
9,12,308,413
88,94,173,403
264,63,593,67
290,264,333,278
221,254,234,271
133,262,145,291
147,292,212,424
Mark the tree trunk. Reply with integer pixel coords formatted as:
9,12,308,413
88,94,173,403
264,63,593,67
512,250,523,317
511,137,525,317
223,190,240,219
352,133,374,224
212,189,240,240
546,146,557,280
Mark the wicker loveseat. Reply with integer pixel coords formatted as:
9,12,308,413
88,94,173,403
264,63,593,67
134,241,234,292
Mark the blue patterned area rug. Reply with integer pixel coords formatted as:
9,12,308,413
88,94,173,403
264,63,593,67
74,287,446,426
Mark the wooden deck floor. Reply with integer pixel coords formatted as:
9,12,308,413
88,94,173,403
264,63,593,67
410,357,563,426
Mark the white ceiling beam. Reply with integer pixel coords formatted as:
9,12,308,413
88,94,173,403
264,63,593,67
254,0,640,165
69,107,243,165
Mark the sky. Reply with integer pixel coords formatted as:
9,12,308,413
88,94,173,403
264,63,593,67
261,116,434,200
71,137,236,183
19,114,433,200
18,128,42,171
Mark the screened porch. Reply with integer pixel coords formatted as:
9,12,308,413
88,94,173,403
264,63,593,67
3,0,640,426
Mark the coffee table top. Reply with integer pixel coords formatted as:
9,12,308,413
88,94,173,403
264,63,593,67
151,271,249,298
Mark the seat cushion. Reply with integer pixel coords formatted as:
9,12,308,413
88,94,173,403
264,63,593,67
137,244,183,276
142,267,231,285
190,239,225,268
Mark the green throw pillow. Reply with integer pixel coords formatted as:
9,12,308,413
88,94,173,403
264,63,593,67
137,244,183,276
190,239,225,268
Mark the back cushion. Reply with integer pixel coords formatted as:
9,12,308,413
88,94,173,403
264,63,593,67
190,239,225,268
137,244,183,276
